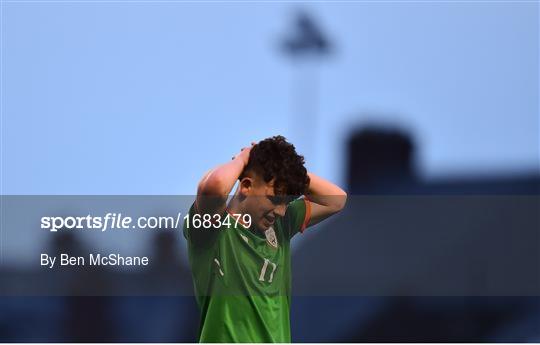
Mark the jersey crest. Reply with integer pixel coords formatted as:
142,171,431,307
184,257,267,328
264,227,278,248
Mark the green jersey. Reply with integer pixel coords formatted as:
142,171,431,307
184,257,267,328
183,198,311,343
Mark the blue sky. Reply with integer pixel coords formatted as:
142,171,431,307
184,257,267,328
2,1,538,195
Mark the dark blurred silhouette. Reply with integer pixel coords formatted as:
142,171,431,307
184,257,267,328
347,127,417,194
291,126,540,342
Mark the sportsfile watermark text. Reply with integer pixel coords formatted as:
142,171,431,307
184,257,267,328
41,212,252,232
41,213,183,232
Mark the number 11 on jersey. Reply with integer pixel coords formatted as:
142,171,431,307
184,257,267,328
259,258,277,283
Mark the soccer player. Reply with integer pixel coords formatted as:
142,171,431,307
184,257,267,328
183,136,347,342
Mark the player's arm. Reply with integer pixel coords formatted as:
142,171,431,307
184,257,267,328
304,172,347,227
195,144,254,215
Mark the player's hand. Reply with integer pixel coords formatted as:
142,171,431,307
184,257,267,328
232,142,256,166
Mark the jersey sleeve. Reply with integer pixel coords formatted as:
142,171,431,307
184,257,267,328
282,197,312,239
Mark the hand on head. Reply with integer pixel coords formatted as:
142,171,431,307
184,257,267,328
232,142,257,165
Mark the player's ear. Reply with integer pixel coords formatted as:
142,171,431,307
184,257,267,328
239,177,253,196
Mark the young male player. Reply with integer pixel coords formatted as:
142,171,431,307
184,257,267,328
183,136,347,342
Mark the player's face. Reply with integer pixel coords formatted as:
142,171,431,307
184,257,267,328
245,178,288,232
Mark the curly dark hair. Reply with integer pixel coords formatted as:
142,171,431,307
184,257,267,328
240,136,310,198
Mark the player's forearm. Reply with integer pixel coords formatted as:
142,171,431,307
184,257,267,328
306,172,347,211
198,157,245,197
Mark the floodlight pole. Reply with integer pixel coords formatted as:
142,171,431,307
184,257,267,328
281,11,332,172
